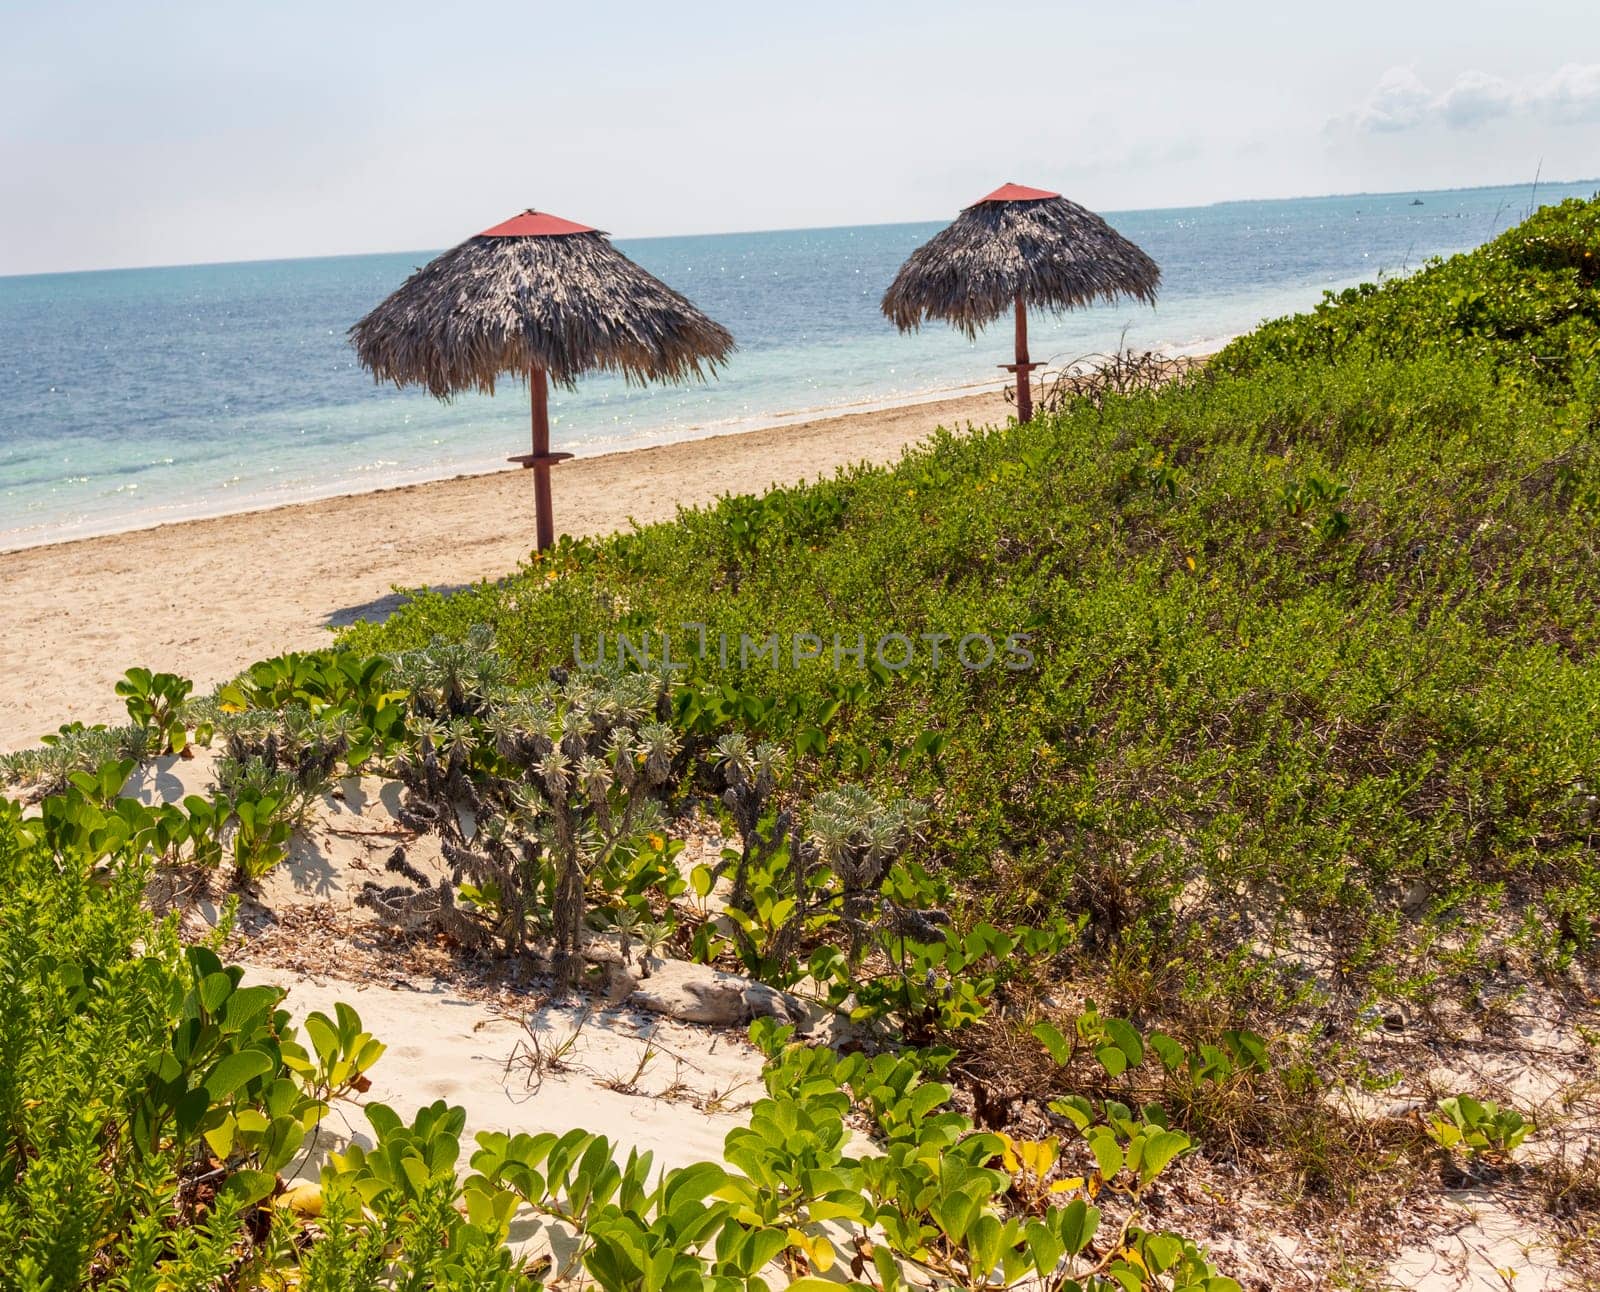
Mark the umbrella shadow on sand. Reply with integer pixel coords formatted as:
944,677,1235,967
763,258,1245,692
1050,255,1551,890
321,585,471,630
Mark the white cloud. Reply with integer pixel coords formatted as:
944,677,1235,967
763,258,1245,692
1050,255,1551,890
1536,63,1600,124
1436,71,1518,129
1355,67,1434,132
1335,63,1600,133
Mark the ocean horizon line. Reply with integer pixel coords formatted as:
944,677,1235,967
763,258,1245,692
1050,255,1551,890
5,175,1597,283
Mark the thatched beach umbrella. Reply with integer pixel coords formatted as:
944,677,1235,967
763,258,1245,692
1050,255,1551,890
881,183,1160,421
351,209,735,551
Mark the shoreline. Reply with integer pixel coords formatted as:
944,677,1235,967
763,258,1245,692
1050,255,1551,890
0,385,1013,751
0,371,1026,555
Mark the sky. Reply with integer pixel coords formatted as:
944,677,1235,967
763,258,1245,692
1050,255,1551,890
3,0,1599,277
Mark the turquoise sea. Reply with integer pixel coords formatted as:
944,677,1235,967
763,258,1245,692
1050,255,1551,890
1,180,1593,549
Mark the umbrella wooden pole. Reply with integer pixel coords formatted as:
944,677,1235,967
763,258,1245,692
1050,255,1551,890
508,366,574,551
530,366,555,551
1013,293,1033,422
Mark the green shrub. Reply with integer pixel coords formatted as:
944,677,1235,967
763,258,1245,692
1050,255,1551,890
1217,194,1600,383
0,799,384,1285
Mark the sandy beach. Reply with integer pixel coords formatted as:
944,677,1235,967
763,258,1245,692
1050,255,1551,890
0,387,1009,752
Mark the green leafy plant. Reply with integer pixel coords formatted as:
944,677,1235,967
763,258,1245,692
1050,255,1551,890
116,667,196,755
314,1100,523,1288
1426,1094,1530,1162
0,798,409,1286
218,648,408,770
229,786,295,883
181,791,230,869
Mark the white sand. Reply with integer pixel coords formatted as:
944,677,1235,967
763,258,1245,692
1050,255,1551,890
246,967,764,1180
1387,1192,1569,1291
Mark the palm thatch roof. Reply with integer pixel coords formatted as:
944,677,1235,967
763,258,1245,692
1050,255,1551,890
882,186,1160,337
350,213,735,397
